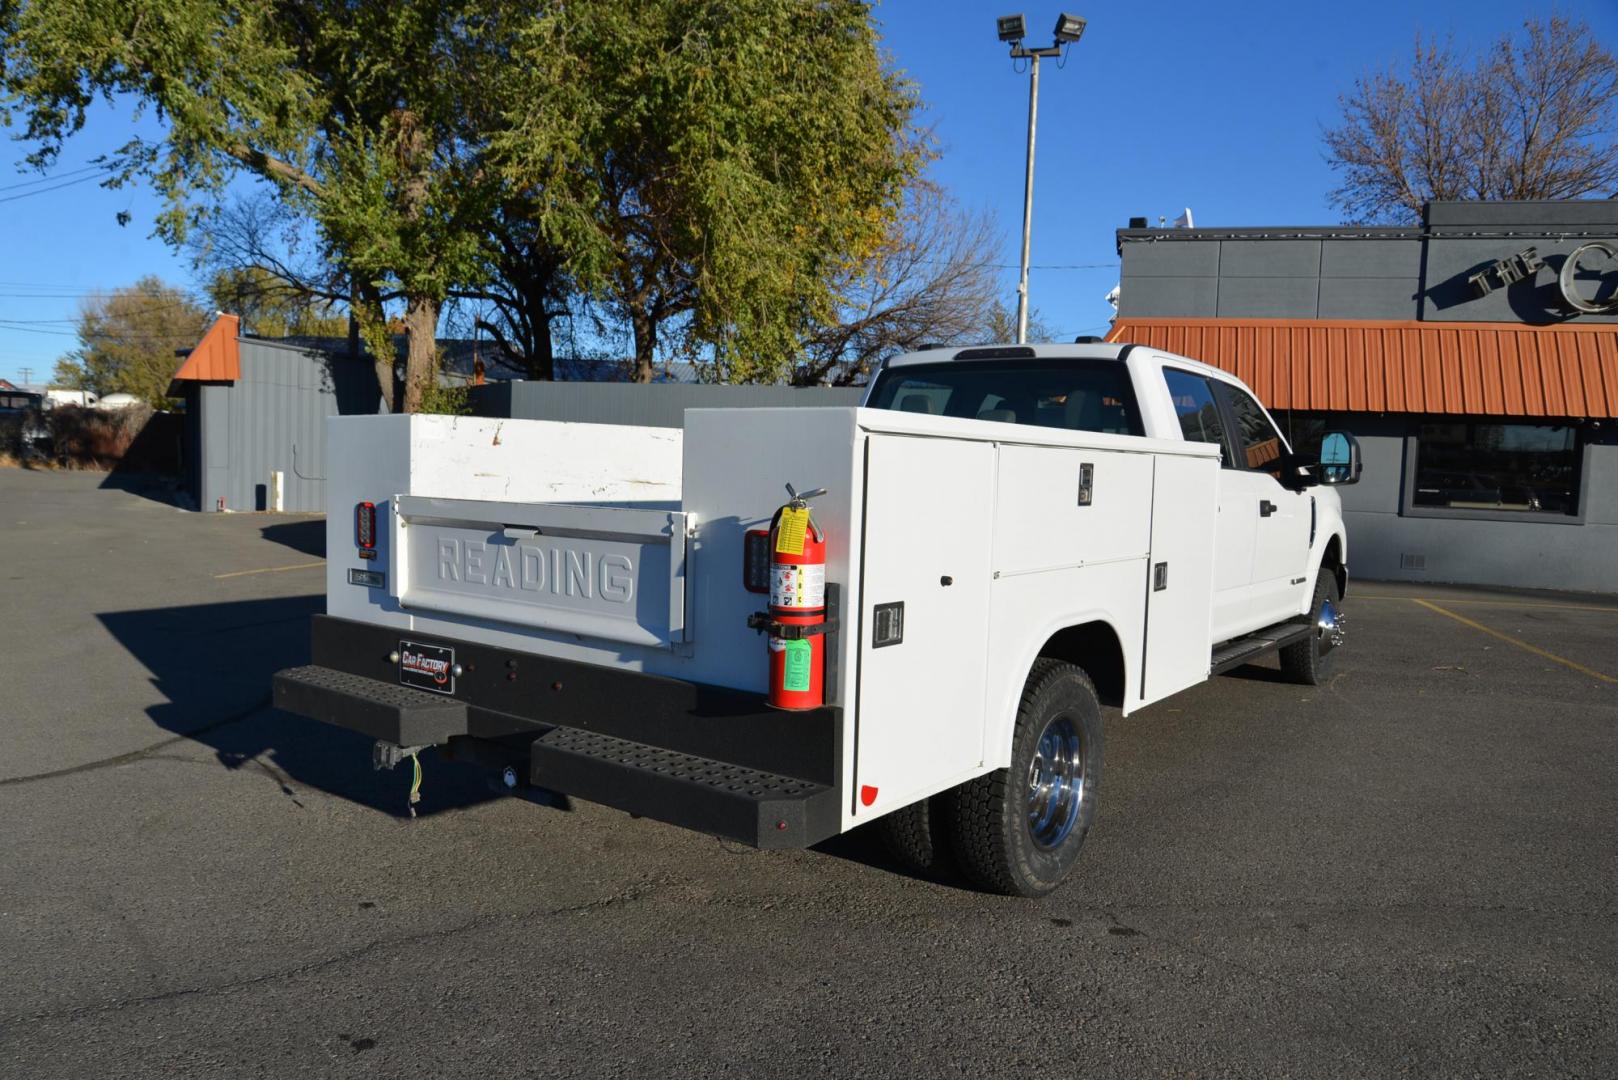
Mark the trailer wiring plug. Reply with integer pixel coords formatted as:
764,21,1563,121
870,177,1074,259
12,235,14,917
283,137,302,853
408,751,423,818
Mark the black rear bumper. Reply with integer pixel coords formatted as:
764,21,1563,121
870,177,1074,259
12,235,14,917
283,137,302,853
272,616,842,849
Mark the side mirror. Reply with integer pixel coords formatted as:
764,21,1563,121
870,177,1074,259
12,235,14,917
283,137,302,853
1316,431,1361,486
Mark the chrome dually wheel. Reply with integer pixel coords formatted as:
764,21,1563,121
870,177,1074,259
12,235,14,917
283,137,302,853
950,659,1104,897
1027,714,1085,849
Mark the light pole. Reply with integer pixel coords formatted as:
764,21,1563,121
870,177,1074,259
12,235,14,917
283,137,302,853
998,13,1086,344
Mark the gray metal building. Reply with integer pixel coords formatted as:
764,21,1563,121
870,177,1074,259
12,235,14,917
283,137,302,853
470,380,863,428
172,316,379,512
173,315,864,512
1110,200,1618,593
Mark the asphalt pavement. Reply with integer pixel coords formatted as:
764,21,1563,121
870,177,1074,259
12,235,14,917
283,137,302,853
2,467,1615,1076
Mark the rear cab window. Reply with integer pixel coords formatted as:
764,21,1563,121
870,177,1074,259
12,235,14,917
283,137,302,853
1162,368,1231,466
866,357,1144,436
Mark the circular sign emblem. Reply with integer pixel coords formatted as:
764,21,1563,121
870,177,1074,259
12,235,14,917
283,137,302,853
1558,241,1618,314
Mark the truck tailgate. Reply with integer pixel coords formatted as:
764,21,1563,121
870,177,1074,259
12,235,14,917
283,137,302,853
391,495,693,648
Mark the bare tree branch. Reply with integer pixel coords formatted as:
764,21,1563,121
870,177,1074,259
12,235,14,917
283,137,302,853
794,182,1001,386
1324,16,1618,224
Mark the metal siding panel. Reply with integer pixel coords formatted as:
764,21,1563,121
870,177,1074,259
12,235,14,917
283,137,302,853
1307,327,1326,412
1377,328,1397,412
1437,330,1461,413
1285,326,1306,410
230,379,251,510
1578,333,1603,418
1317,276,1422,320
1538,334,1568,416
1254,326,1274,404
1457,330,1482,414
1497,332,1525,415
1234,325,1254,389
1330,327,1349,411
1120,240,1221,277
1119,276,1219,318
1567,333,1591,416
1219,239,1322,278
1418,329,1441,413
1478,331,1504,415
1345,326,1367,412
1215,276,1319,319
1599,336,1618,416
1320,238,1424,279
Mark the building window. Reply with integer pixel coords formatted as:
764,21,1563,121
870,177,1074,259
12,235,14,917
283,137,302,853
1411,422,1581,516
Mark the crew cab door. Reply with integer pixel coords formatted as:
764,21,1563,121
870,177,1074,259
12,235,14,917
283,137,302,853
1161,368,1253,642
1214,382,1311,626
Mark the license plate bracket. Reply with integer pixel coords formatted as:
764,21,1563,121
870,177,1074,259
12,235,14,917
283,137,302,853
399,639,456,694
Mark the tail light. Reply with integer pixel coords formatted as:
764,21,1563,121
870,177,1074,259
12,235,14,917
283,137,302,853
355,501,377,551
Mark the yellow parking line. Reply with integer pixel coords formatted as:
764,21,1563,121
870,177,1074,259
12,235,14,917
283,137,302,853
213,560,325,580
1352,595,1618,614
1411,599,1618,685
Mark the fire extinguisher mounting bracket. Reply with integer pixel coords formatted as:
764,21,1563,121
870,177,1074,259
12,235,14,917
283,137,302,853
746,612,839,640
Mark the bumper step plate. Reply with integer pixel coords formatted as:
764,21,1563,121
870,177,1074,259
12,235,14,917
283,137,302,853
273,665,468,746
531,728,838,850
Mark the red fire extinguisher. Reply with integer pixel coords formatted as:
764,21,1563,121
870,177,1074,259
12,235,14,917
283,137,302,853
748,484,833,710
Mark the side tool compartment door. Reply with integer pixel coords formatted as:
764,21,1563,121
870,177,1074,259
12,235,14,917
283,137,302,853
854,434,995,818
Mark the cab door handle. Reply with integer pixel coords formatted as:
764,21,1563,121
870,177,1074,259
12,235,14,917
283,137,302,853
1259,500,1277,517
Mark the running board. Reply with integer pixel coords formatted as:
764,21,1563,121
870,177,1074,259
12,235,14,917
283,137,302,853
1210,619,1313,675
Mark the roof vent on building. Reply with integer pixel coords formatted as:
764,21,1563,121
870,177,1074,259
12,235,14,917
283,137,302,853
1128,216,1148,229
1073,335,1105,344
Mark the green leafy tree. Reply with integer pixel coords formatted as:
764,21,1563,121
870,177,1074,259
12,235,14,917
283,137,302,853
1,0,514,411
496,0,923,383
51,276,209,407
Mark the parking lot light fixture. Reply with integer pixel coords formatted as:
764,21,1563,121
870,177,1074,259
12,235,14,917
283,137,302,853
999,12,1084,344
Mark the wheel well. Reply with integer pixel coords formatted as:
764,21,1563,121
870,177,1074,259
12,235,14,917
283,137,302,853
1321,535,1346,597
1037,621,1126,708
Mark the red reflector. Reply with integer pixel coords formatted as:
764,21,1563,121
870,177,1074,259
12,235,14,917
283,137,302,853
859,785,878,807
355,501,377,549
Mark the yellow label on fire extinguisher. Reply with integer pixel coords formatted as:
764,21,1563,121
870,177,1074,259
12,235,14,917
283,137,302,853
774,506,809,555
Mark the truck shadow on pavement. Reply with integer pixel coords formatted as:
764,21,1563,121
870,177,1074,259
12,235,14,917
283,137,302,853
97,595,504,818
259,518,326,557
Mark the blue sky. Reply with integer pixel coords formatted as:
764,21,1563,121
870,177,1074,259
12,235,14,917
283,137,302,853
2,0,1614,386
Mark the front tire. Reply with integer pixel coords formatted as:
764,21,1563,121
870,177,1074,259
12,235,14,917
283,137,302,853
948,659,1103,897
1280,572,1344,686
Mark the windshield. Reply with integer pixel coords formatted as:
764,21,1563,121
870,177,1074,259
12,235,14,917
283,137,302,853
866,358,1143,436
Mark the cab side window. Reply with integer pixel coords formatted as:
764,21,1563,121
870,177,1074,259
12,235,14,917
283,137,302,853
1219,385,1288,480
1162,369,1229,466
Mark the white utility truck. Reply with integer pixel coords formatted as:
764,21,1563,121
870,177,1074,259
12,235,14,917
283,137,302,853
274,343,1360,896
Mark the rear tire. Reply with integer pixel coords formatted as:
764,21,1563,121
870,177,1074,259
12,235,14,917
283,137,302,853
948,659,1103,898
875,795,955,878
1280,572,1343,686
